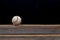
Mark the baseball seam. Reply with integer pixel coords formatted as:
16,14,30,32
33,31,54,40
13,16,18,24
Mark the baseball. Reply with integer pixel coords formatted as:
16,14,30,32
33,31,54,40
12,16,22,26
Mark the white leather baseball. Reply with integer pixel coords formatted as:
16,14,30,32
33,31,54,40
12,16,22,26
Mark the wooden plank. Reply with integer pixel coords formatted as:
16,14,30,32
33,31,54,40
0,28,60,34
0,35,60,40
0,36,59,40
0,24,60,29
0,24,60,34
0,34,60,37
0,24,60,40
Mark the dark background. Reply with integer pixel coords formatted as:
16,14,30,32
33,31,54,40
0,0,60,24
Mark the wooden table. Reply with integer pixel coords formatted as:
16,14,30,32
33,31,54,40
0,24,60,40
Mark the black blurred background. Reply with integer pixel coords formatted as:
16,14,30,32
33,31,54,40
0,0,60,24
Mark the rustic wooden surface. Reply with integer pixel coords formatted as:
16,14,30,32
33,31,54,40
0,24,60,34
0,24,60,40
0,24,60,28
0,35,60,40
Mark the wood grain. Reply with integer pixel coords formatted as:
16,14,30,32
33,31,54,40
0,24,60,34
0,24,60,40
0,24,60,29
0,34,60,37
